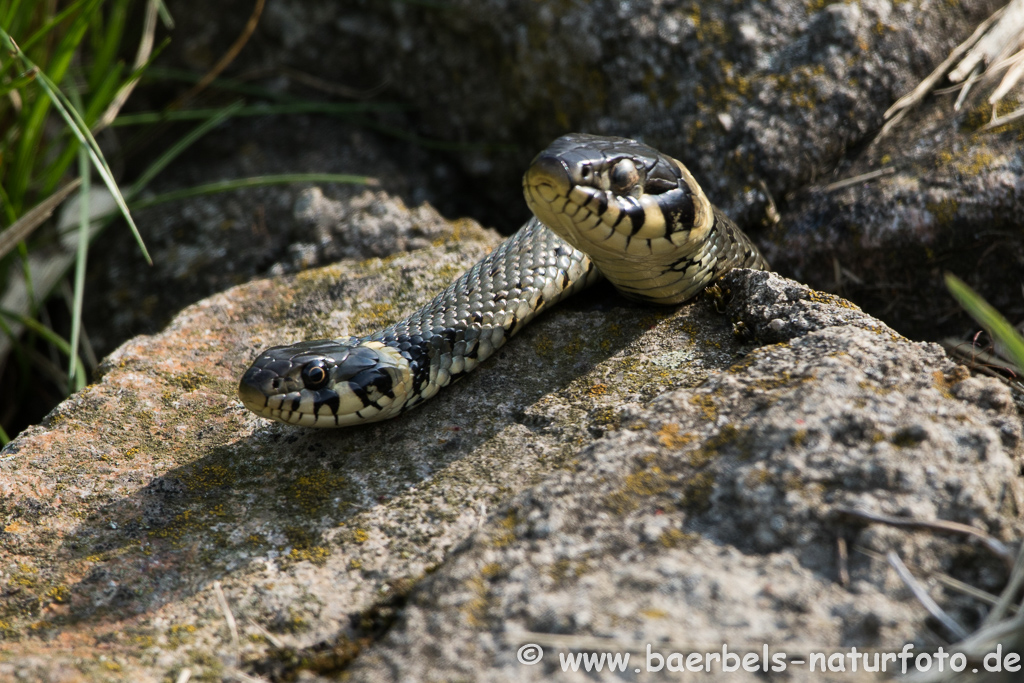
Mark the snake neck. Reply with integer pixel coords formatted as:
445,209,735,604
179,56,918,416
590,208,766,305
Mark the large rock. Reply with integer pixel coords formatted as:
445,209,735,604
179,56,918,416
2,193,1020,681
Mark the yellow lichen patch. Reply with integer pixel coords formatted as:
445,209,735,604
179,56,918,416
699,423,753,461
749,371,807,392
806,290,860,310
641,608,670,619
591,406,620,429
288,470,346,515
587,383,608,397
806,0,845,10
0,620,17,639
689,394,718,421
657,423,697,449
931,368,966,399
963,96,1022,133
4,520,25,534
782,473,817,495
762,64,828,109
926,198,959,226
681,471,717,511
132,634,156,648
10,563,39,589
352,528,369,544
658,528,699,549
166,369,215,392
288,546,330,566
548,558,572,583
532,333,554,357
434,264,464,284
743,470,772,493
352,302,397,336
46,584,70,604
463,575,491,628
605,466,677,514
491,511,519,548
167,624,197,646
790,429,808,447
282,611,309,634
481,562,503,579
961,151,994,176
563,338,584,358
149,509,218,546
183,463,235,492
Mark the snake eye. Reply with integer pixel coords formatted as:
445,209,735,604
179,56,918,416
610,159,640,192
301,360,329,390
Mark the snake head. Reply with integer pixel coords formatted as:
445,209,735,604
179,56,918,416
523,133,714,257
238,339,411,427
523,133,721,304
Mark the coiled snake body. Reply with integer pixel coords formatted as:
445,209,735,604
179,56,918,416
239,134,769,427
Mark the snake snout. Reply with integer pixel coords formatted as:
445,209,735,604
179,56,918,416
237,349,311,408
238,364,284,409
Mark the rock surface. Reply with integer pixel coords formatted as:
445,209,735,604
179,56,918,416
2,193,1022,681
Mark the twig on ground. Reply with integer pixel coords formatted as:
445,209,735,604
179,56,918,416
213,580,241,668
836,507,1015,571
887,551,970,641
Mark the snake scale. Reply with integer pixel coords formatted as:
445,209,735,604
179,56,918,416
238,133,769,427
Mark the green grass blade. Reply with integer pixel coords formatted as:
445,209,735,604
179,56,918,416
130,174,378,210
0,310,84,393
8,0,99,202
67,145,90,392
0,26,151,264
111,101,404,126
0,70,39,99
128,100,245,197
32,66,152,264
156,0,175,29
89,0,130,88
140,66,302,102
18,0,94,53
945,273,1024,372
0,181,16,224
0,307,75,357
0,0,27,34
8,77,54,210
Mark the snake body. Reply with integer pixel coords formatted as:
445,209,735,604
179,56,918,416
238,133,769,427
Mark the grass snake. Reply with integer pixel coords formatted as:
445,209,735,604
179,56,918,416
238,133,769,427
